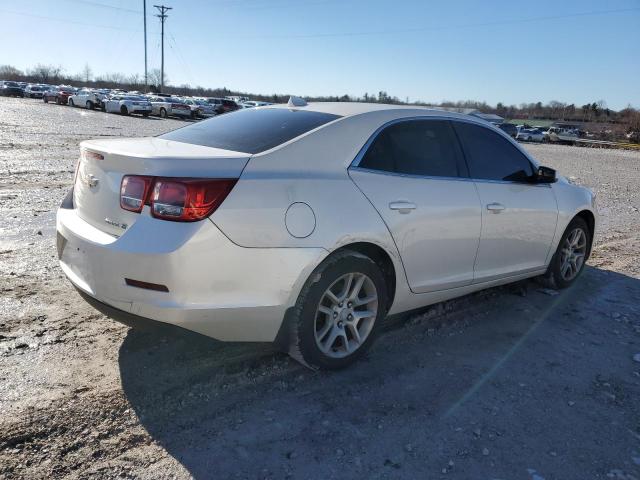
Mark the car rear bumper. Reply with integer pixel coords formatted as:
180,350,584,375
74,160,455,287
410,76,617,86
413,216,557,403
56,197,325,342
130,106,152,114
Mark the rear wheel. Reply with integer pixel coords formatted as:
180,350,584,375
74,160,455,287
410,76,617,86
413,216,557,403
545,217,591,289
86,100,94,110
120,105,129,116
288,250,388,369
43,96,48,103
159,107,167,118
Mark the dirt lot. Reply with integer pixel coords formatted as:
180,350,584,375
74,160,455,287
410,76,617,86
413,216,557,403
1,96,639,480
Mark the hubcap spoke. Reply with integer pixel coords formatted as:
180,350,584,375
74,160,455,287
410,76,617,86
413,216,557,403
314,272,378,359
560,227,588,281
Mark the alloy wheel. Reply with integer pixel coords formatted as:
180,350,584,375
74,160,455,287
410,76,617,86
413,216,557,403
559,227,587,281
314,272,378,358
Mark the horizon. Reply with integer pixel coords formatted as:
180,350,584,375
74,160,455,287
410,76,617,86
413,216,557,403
1,0,639,110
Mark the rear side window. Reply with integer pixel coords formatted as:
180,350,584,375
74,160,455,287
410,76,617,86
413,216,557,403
160,108,341,154
358,120,466,178
453,122,534,182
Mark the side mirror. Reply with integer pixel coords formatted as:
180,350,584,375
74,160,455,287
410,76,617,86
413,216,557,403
536,166,557,183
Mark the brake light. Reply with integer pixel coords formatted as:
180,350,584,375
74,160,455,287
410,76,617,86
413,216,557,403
151,178,236,221
119,176,236,222
81,149,104,162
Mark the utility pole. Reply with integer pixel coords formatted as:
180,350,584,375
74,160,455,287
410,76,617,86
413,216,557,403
154,4,171,92
143,0,148,91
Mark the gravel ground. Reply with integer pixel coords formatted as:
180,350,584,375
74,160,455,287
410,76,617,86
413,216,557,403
1,96,639,480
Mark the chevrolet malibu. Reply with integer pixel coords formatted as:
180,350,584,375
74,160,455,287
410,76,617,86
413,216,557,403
57,100,596,369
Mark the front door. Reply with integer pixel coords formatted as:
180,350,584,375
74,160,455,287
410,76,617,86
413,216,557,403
452,121,558,282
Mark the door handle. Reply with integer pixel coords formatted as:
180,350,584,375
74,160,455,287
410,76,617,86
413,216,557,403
486,203,505,213
389,201,417,214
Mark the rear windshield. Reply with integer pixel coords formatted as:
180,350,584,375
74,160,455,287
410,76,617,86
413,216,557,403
159,108,341,154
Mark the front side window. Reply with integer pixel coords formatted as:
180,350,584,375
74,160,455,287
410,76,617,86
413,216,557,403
358,119,466,178
453,122,534,182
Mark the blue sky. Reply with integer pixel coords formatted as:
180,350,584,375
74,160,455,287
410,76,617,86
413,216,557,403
1,0,639,109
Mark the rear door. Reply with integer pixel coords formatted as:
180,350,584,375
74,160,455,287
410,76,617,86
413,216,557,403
452,121,558,282
350,119,481,293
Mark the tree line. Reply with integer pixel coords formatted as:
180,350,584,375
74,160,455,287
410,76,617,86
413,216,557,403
1,63,638,136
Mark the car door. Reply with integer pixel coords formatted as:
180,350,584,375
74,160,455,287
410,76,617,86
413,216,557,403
452,120,558,282
349,118,482,293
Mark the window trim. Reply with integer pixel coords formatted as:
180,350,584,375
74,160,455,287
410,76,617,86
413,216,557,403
350,115,547,186
350,117,469,179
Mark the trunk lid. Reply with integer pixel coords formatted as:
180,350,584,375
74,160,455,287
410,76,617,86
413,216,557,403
73,137,249,236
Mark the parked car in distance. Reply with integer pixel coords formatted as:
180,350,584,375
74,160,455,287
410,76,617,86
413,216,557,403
205,97,239,114
23,84,49,98
68,89,108,110
43,85,77,105
182,98,216,118
0,80,24,97
57,101,596,369
102,95,152,116
498,122,517,138
148,96,192,118
516,128,545,142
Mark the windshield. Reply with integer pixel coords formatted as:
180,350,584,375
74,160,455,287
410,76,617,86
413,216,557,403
159,107,341,154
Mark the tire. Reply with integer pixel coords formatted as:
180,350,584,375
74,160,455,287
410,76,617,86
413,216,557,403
527,136,532,141
69,99,74,107
101,104,106,112
159,107,167,118
544,217,591,289
120,105,129,116
43,96,48,103
86,100,94,110
288,250,388,370
56,97,62,105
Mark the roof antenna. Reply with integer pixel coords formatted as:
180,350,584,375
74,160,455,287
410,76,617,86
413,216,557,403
288,96,307,107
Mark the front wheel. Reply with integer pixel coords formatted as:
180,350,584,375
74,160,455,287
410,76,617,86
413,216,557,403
86,100,94,110
159,107,167,118
545,217,591,289
69,99,74,107
43,96,48,103
120,105,129,116
288,250,388,369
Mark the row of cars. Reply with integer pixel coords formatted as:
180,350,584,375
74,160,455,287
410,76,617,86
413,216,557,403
496,122,582,143
0,80,273,120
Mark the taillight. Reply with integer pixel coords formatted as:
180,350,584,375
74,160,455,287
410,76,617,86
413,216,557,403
119,176,236,222
151,178,236,221
120,175,153,213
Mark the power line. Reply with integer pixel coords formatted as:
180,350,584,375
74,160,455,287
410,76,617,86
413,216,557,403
230,7,640,39
66,0,142,14
0,8,143,31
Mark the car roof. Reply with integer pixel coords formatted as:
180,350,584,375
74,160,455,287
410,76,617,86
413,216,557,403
263,101,481,122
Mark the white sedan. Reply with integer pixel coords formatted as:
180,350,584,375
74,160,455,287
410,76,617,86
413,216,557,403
57,100,596,369
102,95,152,116
516,127,545,142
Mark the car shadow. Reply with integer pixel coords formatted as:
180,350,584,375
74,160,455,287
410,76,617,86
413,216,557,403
118,266,640,478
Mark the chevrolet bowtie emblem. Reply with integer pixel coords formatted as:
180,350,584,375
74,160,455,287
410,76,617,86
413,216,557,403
85,173,99,188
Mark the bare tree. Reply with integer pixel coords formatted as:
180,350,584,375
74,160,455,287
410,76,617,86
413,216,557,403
28,64,63,83
148,69,168,90
0,65,23,80
82,63,93,83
